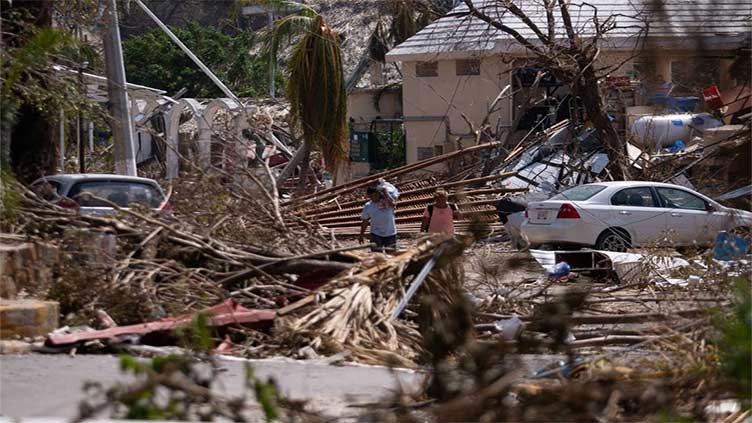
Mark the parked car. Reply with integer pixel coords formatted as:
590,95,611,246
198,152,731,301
521,182,752,252
31,174,170,215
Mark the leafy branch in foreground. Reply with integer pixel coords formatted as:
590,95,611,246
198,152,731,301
76,314,309,422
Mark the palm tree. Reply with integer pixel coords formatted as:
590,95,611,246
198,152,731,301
261,1,347,182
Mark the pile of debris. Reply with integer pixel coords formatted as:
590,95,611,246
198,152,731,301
285,142,529,237
0,174,471,366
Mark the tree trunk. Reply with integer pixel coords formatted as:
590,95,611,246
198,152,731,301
3,0,56,183
276,140,306,186
295,144,311,194
10,104,57,183
579,65,629,180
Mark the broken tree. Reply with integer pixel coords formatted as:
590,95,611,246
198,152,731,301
461,0,646,178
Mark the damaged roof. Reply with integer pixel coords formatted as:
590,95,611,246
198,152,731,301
386,0,752,61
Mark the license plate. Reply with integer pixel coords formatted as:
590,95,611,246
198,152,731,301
536,211,548,220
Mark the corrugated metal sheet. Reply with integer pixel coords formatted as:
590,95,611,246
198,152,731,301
386,0,752,60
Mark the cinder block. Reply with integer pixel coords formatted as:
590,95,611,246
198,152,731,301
0,300,59,339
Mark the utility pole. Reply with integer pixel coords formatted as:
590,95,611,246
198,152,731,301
77,25,87,174
77,60,87,173
102,0,137,176
59,109,65,170
268,9,275,98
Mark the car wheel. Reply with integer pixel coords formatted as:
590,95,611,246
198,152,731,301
595,229,630,252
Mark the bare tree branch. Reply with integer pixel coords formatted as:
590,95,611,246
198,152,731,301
557,0,578,47
543,0,556,42
462,0,544,56
504,0,551,46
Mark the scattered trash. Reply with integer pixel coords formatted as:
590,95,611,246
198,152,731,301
493,316,524,341
548,261,571,278
713,231,750,261
663,139,686,153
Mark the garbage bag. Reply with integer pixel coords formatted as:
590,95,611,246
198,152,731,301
377,178,400,202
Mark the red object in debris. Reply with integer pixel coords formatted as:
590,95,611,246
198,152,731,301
703,86,724,109
268,153,288,167
58,197,80,210
556,203,580,219
46,299,276,347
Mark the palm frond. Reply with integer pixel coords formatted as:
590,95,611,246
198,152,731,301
257,4,347,171
255,0,316,17
2,28,74,99
259,14,315,62
286,15,348,170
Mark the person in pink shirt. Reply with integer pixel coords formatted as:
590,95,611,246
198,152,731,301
421,189,462,235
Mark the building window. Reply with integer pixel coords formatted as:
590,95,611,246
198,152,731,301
416,61,438,77
417,145,444,161
417,147,434,160
456,58,480,76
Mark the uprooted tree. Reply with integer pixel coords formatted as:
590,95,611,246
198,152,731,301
462,0,648,179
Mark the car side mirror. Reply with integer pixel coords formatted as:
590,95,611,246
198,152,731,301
705,203,716,212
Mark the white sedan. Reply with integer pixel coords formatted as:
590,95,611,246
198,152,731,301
521,182,752,251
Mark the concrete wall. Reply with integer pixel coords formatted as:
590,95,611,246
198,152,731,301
401,57,512,164
347,89,402,126
398,50,734,164
600,51,735,91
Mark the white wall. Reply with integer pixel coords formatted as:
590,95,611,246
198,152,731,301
401,57,512,164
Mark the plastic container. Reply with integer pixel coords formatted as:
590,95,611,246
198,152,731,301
549,261,571,277
631,113,722,148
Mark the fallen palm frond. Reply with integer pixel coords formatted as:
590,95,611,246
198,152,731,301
275,236,469,366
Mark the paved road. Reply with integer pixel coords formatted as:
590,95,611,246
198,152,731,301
0,354,425,419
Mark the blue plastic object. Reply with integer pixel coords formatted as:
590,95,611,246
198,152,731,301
713,231,750,261
549,261,571,277
576,127,594,143
664,140,686,153
670,96,699,112
647,95,700,112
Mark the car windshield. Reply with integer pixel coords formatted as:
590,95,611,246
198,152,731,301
550,185,606,201
68,181,163,208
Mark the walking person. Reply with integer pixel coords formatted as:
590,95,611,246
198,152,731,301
421,189,462,235
360,185,397,251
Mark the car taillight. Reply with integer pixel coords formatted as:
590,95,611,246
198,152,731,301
158,201,173,213
58,197,79,210
556,203,580,219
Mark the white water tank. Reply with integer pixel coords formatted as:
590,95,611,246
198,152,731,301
631,113,722,149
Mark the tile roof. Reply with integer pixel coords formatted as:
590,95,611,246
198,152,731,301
386,0,752,61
